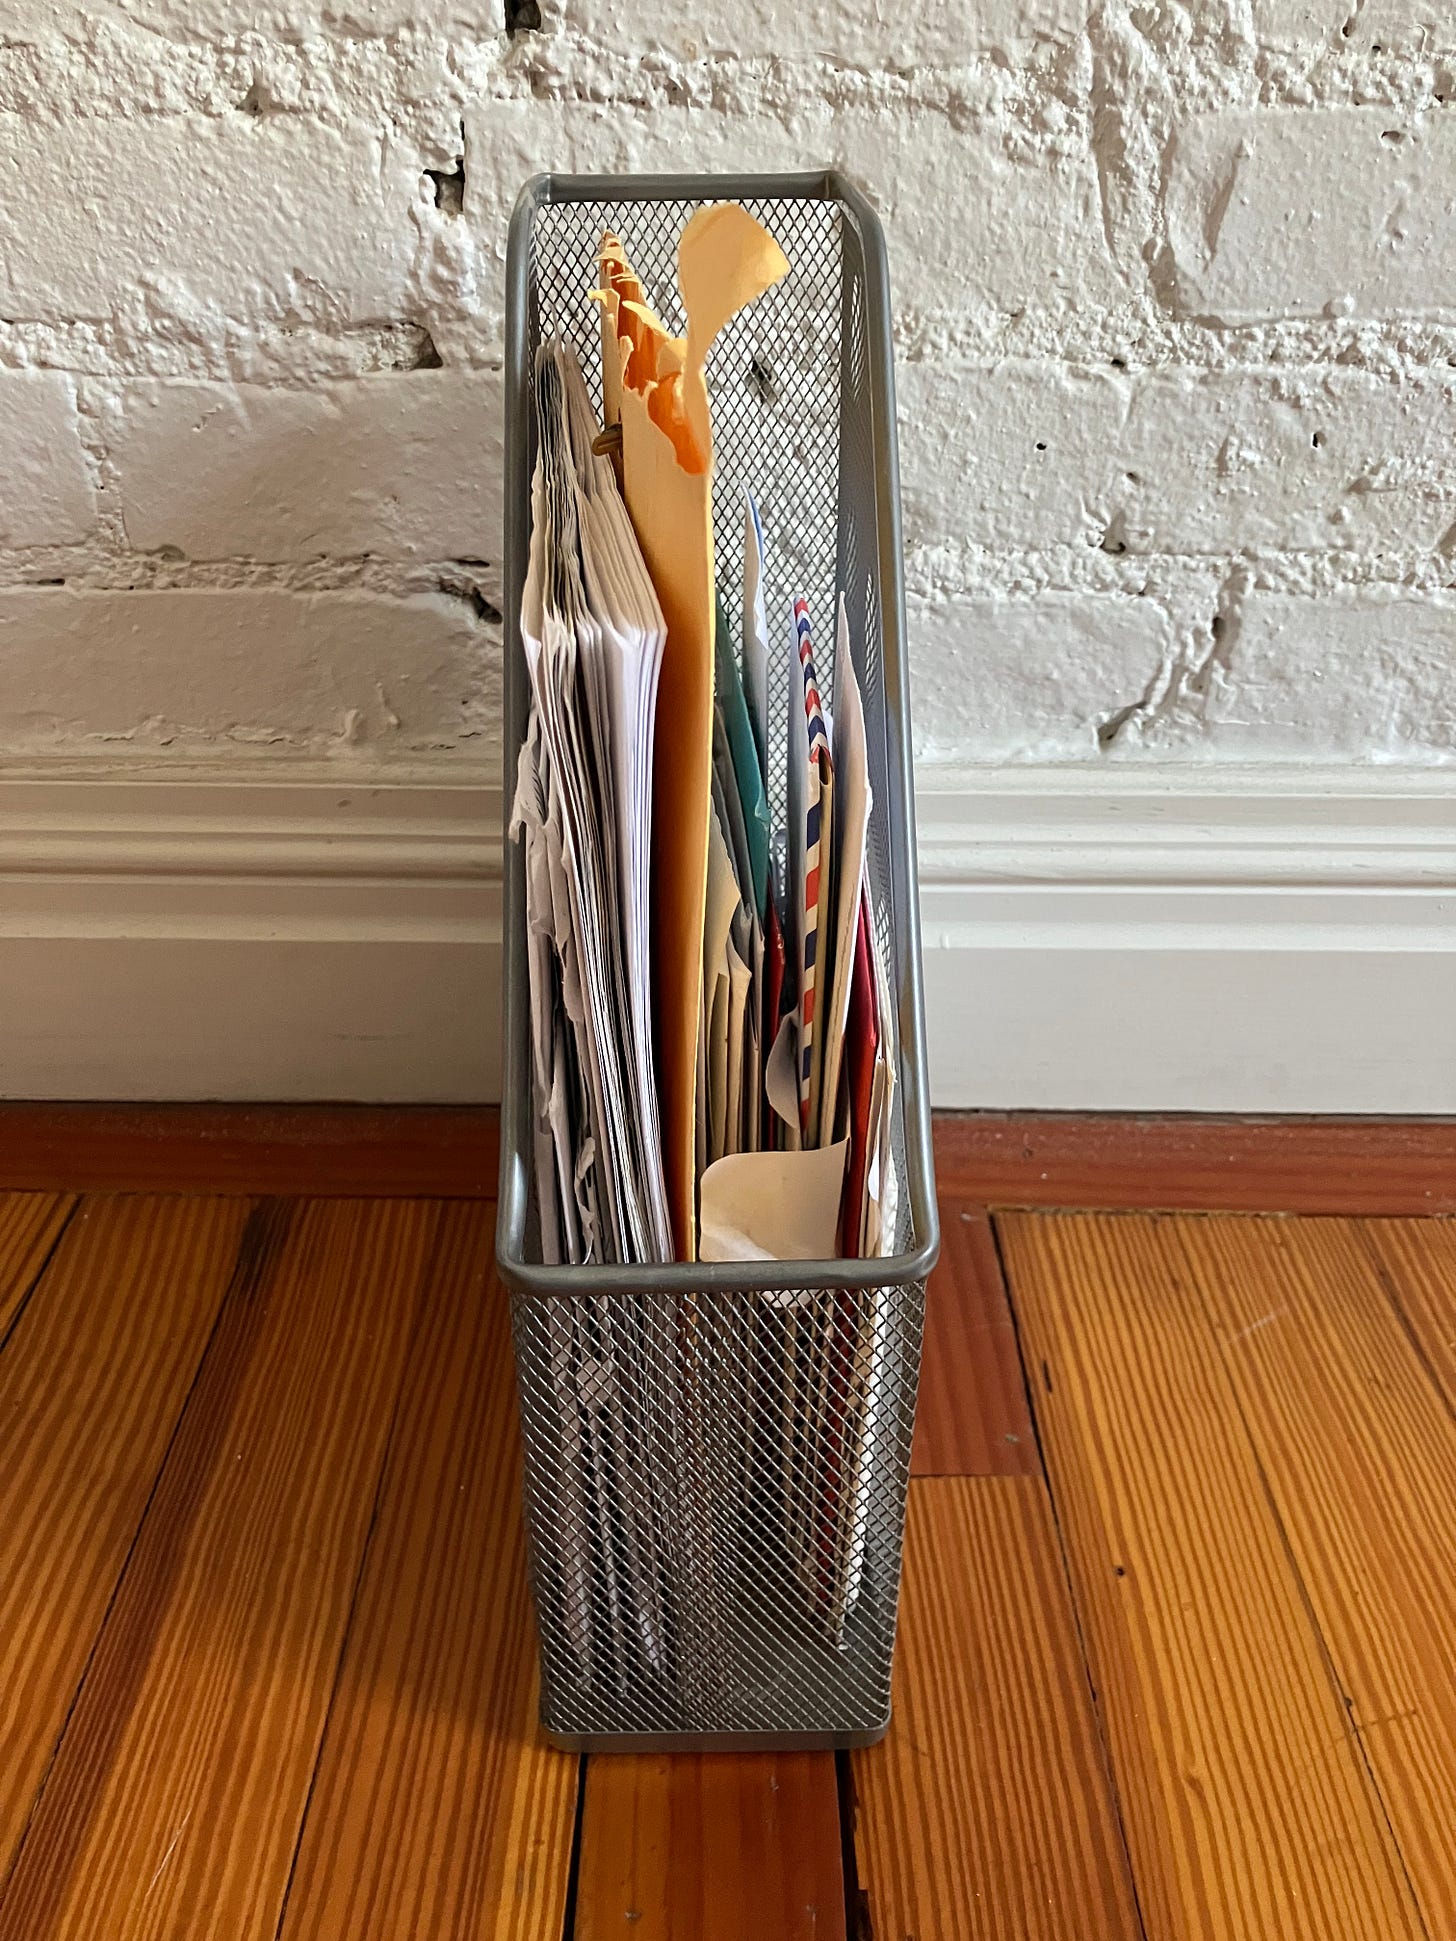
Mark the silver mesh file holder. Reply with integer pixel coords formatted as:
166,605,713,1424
496,172,940,1751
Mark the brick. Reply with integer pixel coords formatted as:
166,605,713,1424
901,360,1456,554
465,99,1124,340
1252,0,1454,48
899,361,1127,551
1205,591,1456,758
1121,369,1456,554
552,0,1088,63
0,371,96,549
0,588,496,754
1164,108,1456,325
1249,0,1345,40
838,113,1123,332
4,1,503,35
114,371,502,563
1343,0,1455,48
11,0,1085,38
0,114,420,325
909,591,1172,762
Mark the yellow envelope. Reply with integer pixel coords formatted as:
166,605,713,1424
595,206,788,1260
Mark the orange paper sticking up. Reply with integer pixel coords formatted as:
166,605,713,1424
594,207,789,1261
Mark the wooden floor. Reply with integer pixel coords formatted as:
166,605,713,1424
4,1127,1456,1939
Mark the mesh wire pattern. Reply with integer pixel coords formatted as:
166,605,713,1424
505,178,928,1746
510,1280,924,1741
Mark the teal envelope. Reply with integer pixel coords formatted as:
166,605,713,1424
714,589,771,918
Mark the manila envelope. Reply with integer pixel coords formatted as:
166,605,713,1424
595,205,788,1259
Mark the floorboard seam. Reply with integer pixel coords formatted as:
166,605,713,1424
836,1747,869,1941
989,1213,1154,1941
0,1195,81,1360
1350,1224,1456,1429
558,1754,588,1941
0,1196,279,1920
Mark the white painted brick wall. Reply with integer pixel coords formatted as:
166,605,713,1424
464,98,1126,346
8,2,504,34
1,0,1454,767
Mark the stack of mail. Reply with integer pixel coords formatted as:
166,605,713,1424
513,341,674,1267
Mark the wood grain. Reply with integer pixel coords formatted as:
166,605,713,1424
0,1197,438,1941
0,1191,73,1339
0,1195,250,1885
999,1211,1421,1941
852,1475,1140,1941
1359,1216,1456,1408
575,1752,844,1941
0,1104,497,1199
912,1204,1036,1476
1182,1213,1456,1934
938,1114,1456,1214
279,1204,576,1941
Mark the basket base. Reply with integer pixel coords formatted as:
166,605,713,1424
540,1717,891,1753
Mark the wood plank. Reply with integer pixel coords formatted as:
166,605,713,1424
912,1204,1036,1476
999,1211,1421,1941
0,1197,438,1941
0,1195,252,1884
0,1103,496,1199
575,1752,844,1941
1360,1216,1456,1408
1182,1213,1456,1935
937,1114,1456,1214
0,1191,74,1339
852,1475,1140,1941
279,1205,576,1941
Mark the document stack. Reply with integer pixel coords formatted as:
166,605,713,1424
498,173,939,1750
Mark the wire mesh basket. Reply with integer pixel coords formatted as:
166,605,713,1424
497,171,939,1750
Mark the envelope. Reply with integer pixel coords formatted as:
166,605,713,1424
742,493,772,772
715,588,771,920
838,889,878,1258
791,597,835,1146
819,594,870,1149
703,803,743,1166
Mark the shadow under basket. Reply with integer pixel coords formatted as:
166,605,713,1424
496,170,939,1751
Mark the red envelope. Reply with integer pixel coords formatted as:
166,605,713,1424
838,889,879,1257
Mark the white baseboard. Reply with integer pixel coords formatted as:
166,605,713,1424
916,766,1456,1113
0,759,1451,1111
0,762,499,1102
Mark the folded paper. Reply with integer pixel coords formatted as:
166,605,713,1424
699,1139,849,1262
